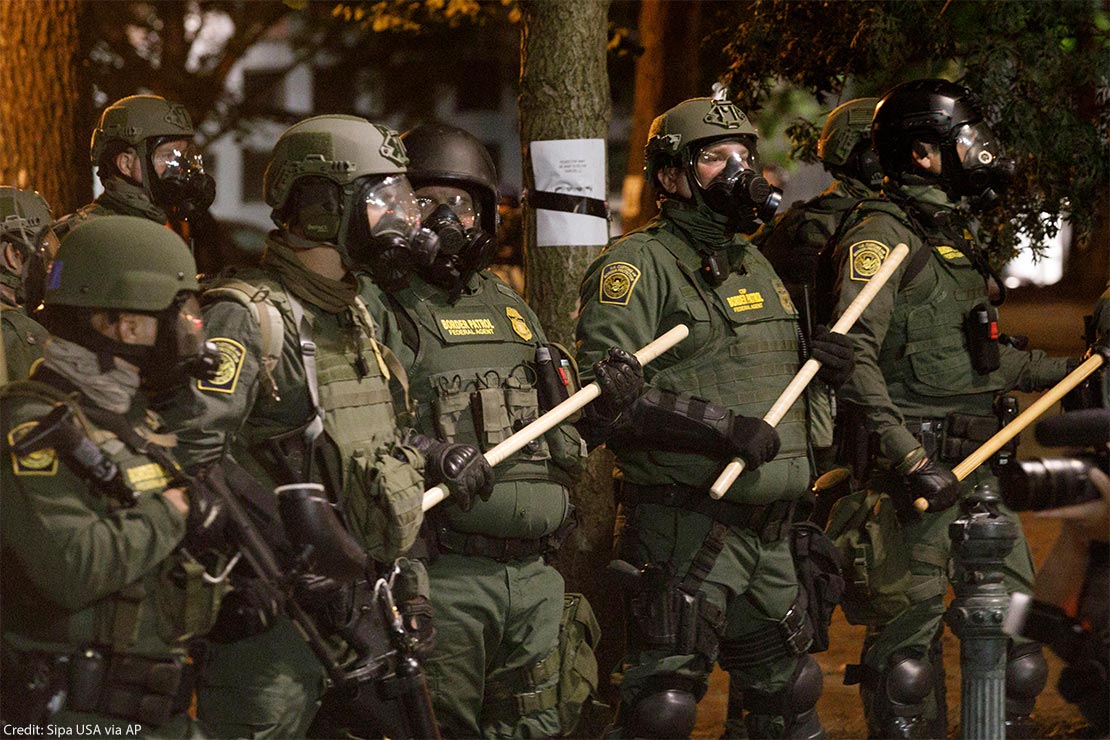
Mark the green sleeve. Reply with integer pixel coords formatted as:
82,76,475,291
999,345,1069,392
574,240,665,385
832,219,920,462
161,299,264,469
2,311,46,382
1,437,185,612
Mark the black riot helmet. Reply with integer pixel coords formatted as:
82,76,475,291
401,124,500,299
872,79,1015,208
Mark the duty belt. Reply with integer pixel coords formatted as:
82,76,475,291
904,411,1004,464
1,645,191,727
615,480,796,543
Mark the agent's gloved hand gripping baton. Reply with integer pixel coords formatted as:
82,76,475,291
421,324,691,512
911,352,1107,512
710,243,911,499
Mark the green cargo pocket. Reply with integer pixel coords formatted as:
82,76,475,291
156,554,229,643
345,445,425,562
504,381,550,462
472,386,513,450
432,386,473,443
826,490,913,626
557,593,607,737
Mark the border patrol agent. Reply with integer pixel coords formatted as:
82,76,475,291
55,95,215,242
161,114,492,738
575,97,856,739
0,187,55,380
1,216,226,736
826,79,1071,739
385,123,642,738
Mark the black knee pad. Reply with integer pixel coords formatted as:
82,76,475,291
625,688,698,739
743,657,825,740
1005,643,1048,716
885,653,933,707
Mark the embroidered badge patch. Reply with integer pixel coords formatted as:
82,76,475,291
8,421,57,476
506,307,533,341
198,338,246,394
849,240,891,282
934,245,967,261
125,462,170,492
726,288,765,312
599,262,641,306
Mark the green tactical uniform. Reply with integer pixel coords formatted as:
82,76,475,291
55,179,171,239
1,215,225,737
754,177,875,458
1,301,47,380
162,235,428,738
828,183,1069,733
576,200,814,733
385,270,583,738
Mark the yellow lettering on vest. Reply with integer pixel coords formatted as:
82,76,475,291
726,289,765,312
441,318,497,336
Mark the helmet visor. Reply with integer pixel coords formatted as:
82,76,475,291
415,185,479,229
953,122,1003,170
364,175,420,237
692,138,757,189
152,141,206,180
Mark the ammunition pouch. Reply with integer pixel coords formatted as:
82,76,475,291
905,407,1012,466
616,480,795,544
0,646,190,727
556,593,605,737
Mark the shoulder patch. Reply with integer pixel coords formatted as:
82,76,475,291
599,262,642,306
8,421,57,476
849,240,891,282
505,307,533,341
197,338,246,394
934,245,967,261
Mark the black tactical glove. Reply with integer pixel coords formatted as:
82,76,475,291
413,435,494,512
399,595,437,661
897,454,959,519
810,325,855,389
180,468,230,554
585,347,645,426
208,577,281,643
726,414,781,471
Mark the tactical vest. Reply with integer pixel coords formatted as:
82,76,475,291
616,224,811,505
0,381,224,655
854,204,1006,419
204,271,401,496
389,273,580,538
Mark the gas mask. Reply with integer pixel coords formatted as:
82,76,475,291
695,148,782,227
349,175,439,292
143,293,219,396
420,203,497,300
147,141,216,220
946,122,1015,211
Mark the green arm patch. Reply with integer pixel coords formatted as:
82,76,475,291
849,240,891,282
197,338,247,394
8,421,57,476
598,262,642,306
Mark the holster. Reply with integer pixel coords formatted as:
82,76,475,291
251,422,316,487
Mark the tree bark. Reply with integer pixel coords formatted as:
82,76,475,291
518,0,618,730
620,0,704,231
0,0,92,214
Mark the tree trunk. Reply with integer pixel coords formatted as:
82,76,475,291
518,0,617,731
0,0,92,214
620,0,704,232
